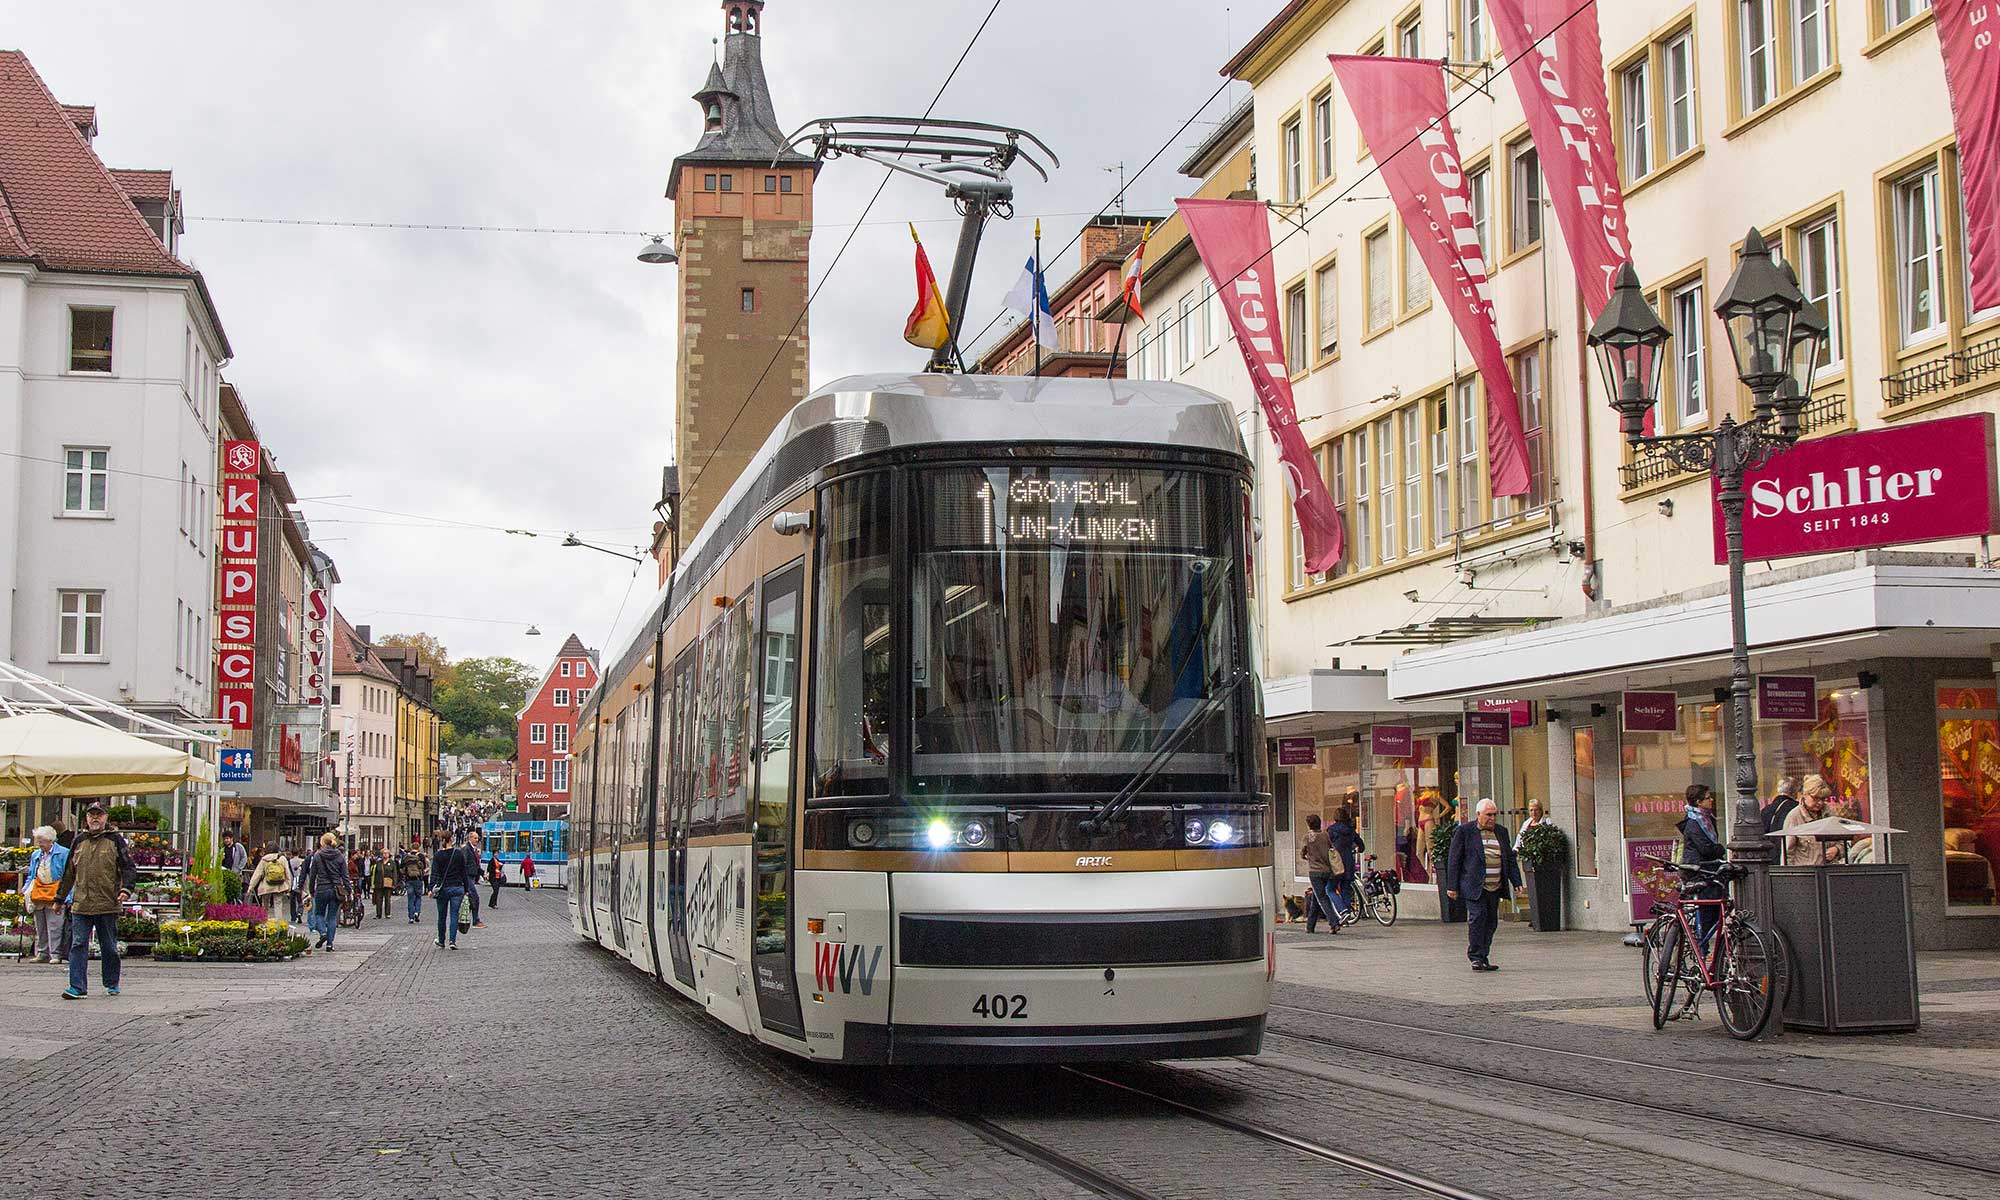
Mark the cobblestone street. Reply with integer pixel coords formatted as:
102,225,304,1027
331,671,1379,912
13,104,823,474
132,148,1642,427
5,898,1999,1200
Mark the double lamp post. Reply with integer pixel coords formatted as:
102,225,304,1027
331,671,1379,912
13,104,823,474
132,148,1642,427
1587,227,1830,947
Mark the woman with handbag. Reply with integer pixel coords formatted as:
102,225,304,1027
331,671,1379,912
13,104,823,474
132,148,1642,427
304,832,351,951
21,826,69,964
251,846,292,920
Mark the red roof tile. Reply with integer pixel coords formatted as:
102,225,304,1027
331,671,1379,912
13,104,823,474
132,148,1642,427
331,608,399,685
109,167,172,204
59,102,94,138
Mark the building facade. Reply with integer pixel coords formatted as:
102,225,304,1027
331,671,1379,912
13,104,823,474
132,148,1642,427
374,644,442,843
669,0,819,543
331,611,399,851
515,634,597,822
1160,0,2000,948
973,214,1157,377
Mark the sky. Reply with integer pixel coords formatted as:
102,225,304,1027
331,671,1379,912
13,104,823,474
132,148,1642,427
12,0,1261,668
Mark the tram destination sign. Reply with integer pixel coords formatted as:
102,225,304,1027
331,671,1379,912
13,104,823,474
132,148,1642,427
1711,412,2000,563
939,469,1209,549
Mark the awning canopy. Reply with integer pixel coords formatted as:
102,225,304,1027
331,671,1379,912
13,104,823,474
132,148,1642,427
0,711,217,799
1264,669,1462,732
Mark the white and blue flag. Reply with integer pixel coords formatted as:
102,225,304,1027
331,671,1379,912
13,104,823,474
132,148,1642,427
1004,255,1059,348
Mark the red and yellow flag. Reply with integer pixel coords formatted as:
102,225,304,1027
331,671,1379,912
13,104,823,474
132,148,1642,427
903,224,952,350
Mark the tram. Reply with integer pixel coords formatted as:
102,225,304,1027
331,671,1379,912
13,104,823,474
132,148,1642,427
481,819,566,888
569,373,1274,1063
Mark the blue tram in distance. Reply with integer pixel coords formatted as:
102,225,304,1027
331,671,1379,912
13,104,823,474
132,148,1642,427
482,819,567,889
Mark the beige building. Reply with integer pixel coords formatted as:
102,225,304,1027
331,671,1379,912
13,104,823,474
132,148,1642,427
330,609,398,851
1130,0,2000,947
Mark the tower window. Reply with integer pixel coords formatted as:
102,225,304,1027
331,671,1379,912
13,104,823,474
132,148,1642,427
781,175,794,193
719,173,733,192
764,174,777,192
704,173,717,192
741,288,756,313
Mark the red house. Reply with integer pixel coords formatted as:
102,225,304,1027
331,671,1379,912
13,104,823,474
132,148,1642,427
515,634,598,821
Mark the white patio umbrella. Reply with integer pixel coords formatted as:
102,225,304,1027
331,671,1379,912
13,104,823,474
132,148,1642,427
0,711,217,799
1764,815,1905,838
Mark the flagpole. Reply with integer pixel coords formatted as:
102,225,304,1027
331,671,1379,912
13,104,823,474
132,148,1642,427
1033,219,1043,380
1109,222,1150,380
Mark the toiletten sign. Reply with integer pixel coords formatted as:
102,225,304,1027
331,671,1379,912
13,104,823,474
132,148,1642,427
1713,413,2000,563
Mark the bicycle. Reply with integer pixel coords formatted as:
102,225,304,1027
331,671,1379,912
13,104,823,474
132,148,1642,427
1340,854,1399,928
1641,858,1777,1040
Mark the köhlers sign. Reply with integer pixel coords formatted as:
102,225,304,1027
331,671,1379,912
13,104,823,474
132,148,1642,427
1712,413,1999,563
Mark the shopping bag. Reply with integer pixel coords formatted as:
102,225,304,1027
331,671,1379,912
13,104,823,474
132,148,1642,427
458,895,472,933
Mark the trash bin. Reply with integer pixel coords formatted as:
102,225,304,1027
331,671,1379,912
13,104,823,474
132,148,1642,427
1768,864,1920,1033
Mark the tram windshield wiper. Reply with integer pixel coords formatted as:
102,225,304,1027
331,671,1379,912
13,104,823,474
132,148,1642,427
1079,669,1247,836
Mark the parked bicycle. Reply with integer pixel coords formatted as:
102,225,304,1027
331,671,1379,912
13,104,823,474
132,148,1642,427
1341,853,1399,928
1640,857,1777,1040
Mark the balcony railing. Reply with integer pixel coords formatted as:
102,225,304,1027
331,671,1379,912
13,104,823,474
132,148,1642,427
990,316,1122,374
1882,335,2000,407
1617,394,1848,491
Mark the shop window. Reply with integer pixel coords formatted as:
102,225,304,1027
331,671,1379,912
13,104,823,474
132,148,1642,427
1620,699,1727,910
1937,683,2000,909
1750,681,1872,829
1572,727,1599,878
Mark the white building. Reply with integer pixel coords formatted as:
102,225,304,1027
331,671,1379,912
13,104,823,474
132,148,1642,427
330,610,400,852
0,53,229,731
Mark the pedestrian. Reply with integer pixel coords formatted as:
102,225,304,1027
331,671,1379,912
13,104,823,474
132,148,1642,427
286,844,306,924
1296,813,1347,934
20,826,69,965
372,845,397,919
1760,776,1801,839
250,845,292,919
464,829,488,928
1328,804,1365,924
487,845,503,909
520,853,536,896
429,831,475,950
1445,798,1522,973
1783,775,1842,866
54,822,75,850
53,801,135,999
1677,783,1727,948
303,832,351,951
1513,799,1552,853
220,833,248,894
348,845,371,926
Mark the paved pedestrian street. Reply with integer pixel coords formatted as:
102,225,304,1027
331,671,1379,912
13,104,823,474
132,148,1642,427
2,900,1996,1200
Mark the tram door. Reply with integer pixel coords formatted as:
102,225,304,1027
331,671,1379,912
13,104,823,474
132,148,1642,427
607,708,629,951
579,745,597,940
664,648,696,988
751,563,805,1037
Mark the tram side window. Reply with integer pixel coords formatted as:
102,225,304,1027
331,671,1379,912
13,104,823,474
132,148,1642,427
611,709,629,850
718,589,755,835
630,692,651,839
695,619,726,836
674,648,698,836
811,472,894,798
656,671,676,842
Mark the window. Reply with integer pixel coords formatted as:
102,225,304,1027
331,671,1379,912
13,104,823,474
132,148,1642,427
1961,169,2000,327
561,661,571,677
578,686,590,705
1289,515,1306,591
1376,417,1397,563
1456,378,1481,531
330,684,342,706
1664,31,1698,159
63,447,108,515
1398,10,1422,57
1314,259,1339,359
1130,328,1149,380
781,174,795,193
1365,226,1393,333
1400,224,1430,312
1620,59,1653,181
1353,424,1373,567
1512,343,1549,508
741,288,756,313
1311,90,1334,185
1507,139,1542,254
1325,441,1350,579
1401,407,1422,552
1429,395,1453,546
1154,316,1171,378
553,724,569,753
1790,212,1845,375
703,173,717,191
1738,0,1778,115
175,601,184,673
529,759,547,784
1893,164,1947,347
1202,279,1220,351
1881,0,1933,36
1282,115,1304,202
1178,292,1196,369
69,308,113,372
530,722,547,745
1794,0,1831,84
1455,0,1486,60
1467,164,1491,261
1671,280,1708,426
1936,682,1998,909
719,173,733,192
554,688,570,706
764,174,778,192
1285,282,1308,375
57,590,104,660
553,759,569,792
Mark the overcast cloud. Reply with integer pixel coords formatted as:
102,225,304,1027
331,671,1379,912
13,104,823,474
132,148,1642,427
12,0,1255,666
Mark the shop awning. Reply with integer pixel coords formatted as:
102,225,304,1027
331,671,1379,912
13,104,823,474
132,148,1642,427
1387,553,2000,704
0,711,217,798
1265,668,1461,730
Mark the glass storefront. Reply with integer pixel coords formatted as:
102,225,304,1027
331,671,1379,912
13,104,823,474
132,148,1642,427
1751,684,1872,822
1572,727,1598,878
1293,735,1450,886
1937,683,2000,910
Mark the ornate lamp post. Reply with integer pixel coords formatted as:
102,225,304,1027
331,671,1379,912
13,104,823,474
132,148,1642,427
1588,229,1825,956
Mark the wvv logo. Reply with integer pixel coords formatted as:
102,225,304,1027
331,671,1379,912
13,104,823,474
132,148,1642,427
812,941,883,995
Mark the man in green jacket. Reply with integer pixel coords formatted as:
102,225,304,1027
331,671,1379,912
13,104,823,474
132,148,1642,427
56,801,136,999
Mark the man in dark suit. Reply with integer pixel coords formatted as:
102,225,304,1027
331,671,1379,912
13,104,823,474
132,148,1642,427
1447,797,1522,972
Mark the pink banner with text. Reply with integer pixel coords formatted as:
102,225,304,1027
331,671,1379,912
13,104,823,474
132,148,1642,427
1937,0,2000,310
1329,55,1529,497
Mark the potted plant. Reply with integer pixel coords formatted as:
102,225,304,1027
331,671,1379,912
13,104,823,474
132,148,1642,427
1429,820,1465,924
1517,821,1568,932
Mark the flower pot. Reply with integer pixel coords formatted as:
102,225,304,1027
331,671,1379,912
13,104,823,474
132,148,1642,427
1525,867,1563,932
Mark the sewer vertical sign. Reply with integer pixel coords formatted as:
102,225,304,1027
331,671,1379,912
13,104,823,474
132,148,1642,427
216,441,260,731
1713,413,2000,562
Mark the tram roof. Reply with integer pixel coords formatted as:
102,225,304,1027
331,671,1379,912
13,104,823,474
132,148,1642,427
597,373,1249,696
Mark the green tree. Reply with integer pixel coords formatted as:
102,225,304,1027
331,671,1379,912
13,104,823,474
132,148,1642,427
435,655,536,757
376,631,457,690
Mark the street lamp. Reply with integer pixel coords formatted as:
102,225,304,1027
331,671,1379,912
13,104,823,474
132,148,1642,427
637,235,679,265
1588,227,1826,968
561,533,643,563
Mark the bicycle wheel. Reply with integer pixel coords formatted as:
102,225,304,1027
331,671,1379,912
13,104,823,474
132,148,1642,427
1373,889,1397,927
1716,922,1777,1041
1640,914,1672,1010
1650,920,1687,1030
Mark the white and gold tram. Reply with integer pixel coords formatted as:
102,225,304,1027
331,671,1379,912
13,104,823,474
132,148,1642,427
570,373,1275,1063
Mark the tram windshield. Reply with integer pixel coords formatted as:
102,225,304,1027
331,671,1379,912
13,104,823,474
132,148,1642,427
907,464,1241,795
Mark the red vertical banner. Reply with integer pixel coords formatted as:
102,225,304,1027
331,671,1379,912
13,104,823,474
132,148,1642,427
217,439,260,731
1328,55,1530,497
1938,0,2000,311
1177,198,1346,570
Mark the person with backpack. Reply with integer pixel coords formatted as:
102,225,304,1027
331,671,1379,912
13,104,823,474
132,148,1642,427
251,846,293,919
428,831,476,950
286,845,306,923
372,844,397,919
463,829,489,929
397,840,429,923
303,833,351,951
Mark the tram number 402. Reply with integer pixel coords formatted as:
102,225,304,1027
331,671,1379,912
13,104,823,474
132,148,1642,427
972,993,1028,1020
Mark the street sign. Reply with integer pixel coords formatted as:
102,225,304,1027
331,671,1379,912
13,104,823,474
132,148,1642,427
1462,711,1512,746
1276,736,1317,765
1756,675,1818,722
505,799,519,812
219,749,253,782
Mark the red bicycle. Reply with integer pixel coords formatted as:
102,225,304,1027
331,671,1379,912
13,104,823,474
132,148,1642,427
1641,858,1777,1040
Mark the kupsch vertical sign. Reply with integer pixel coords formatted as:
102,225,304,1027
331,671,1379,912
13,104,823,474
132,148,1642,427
216,440,260,731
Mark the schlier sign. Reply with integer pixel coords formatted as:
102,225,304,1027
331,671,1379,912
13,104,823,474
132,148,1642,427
216,440,260,731
1713,413,2000,563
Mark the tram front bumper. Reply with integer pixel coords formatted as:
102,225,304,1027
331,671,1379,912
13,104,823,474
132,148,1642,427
838,1013,1265,1065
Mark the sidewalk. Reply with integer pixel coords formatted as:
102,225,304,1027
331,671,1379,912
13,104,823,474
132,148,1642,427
1275,915,2000,1080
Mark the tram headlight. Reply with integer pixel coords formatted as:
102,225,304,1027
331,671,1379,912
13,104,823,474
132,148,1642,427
847,819,878,848
961,819,989,848
925,819,954,850
1184,817,1208,845
1207,820,1237,846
